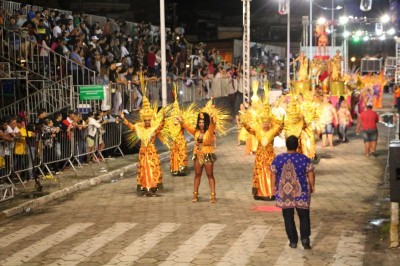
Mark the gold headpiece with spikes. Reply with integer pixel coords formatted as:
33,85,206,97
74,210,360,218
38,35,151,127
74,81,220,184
171,82,180,116
139,96,154,121
251,80,260,104
263,81,270,104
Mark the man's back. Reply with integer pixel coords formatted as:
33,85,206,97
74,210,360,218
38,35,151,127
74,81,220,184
359,109,379,130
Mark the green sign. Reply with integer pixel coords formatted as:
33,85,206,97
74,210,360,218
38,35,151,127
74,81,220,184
79,86,104,100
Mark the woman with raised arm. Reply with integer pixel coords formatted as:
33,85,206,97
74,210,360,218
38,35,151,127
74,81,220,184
178,111,217,203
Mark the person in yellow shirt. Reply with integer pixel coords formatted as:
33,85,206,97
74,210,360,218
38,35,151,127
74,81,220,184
15,118,36,181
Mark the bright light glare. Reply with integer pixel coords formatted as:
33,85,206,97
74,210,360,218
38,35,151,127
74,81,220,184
363,35,369,41
380,35,386,40
380,14,390,23
351,57,356,62
387,28,396,35
355,30,363,37
339,16,348,25
343,31,350,38
317,17,326,25
336,5,343,10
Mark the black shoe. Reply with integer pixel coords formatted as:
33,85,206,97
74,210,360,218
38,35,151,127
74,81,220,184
301,239,311,250
289,243,297,248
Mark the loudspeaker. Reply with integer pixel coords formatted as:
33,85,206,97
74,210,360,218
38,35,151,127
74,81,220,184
389,141,400,202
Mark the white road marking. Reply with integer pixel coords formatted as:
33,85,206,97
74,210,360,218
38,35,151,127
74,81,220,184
217,225,270,266
332,230,365,266
0,223,93,266
274,226,320,266
48,223,137,266
106,223,181,265
0,224,50,248
159,223,226,266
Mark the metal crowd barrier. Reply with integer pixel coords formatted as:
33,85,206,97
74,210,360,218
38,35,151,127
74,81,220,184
100,121,124,157
12,135,44,185
68,122,123,168
0,139,25,192
39,130,75,178
0,121,123,194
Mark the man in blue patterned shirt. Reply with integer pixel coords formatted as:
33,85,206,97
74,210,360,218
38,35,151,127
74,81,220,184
271,135,315,249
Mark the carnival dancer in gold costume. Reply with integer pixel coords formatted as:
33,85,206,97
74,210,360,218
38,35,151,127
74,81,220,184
300,92,318,160
284,97,304,141
120,95,165,196
177,99,229,203
164,85,197,176
241,81,283,200
293,51,309,81
330,50,342,81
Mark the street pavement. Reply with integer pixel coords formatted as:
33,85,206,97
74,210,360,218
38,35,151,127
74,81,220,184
0,94,399,265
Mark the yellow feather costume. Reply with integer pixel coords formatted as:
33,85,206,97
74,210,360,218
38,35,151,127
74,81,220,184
122,79,165,193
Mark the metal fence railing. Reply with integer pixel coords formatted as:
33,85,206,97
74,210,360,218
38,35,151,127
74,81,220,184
0,76,74,122
0,24,96,86
0,122,123,198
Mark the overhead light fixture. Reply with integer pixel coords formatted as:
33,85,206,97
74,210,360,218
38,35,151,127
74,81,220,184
360,0,372,12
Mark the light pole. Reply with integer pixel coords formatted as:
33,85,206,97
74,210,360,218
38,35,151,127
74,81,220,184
287,0,290,87
331,0,335,57
310,0,313,60
160,0,167,107
279,0,290,87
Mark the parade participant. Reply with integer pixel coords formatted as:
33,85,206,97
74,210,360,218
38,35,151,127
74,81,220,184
178,111,218,203
300,92,318,159
236,103,247,146
319,96,338,148
271,135,315,250
120,95,165,196
240,81,283,200
315,23,328,56
356,104,379,157
293,51,309,81
337,101,353,143
330,50,343,81
284,97,304,152
164,85,194,176
241,108,282,200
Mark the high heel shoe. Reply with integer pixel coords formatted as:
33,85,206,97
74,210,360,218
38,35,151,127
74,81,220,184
210,192,216,203
192,192,199,202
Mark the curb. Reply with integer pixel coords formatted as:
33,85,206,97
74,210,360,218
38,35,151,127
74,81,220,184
0,126,236,220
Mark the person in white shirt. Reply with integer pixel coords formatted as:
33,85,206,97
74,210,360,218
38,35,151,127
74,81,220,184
86,112,102,163
52,21,62,39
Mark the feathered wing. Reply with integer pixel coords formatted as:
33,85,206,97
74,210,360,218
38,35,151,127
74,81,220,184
124,112,141,149
202,99,231,136
162,102,199,148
